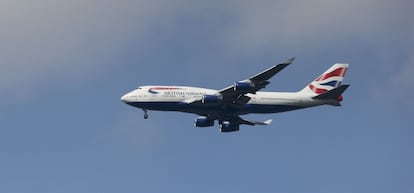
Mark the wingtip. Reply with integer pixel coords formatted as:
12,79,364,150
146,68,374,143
283,57,295,64
281,57,295,65
264,119,273,125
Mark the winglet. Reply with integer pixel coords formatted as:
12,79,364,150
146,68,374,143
263,119,273,125
248,119,273,125
234,116,273,126
249,57,295,83
283,57,295,64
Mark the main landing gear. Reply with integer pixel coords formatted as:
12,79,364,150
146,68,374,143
143,109,149,119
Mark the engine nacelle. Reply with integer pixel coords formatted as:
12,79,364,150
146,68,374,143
219,122,240,132
194,117,215,127
202,95,223,104
234,81,254,91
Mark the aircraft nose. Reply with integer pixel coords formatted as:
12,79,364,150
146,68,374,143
120,93,129,103
121,90,138,104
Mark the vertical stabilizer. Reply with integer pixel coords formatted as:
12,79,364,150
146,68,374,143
299,63,349,95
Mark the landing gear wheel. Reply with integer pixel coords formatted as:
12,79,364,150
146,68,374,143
143,109,149,119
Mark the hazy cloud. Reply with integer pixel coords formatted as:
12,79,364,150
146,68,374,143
219,0,413,51
2,0,413,101
110,112,165,151
388,52,414,108
216,0,414,107
0,0,185,95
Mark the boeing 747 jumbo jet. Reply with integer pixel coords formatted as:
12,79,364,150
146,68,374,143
121,58,349,132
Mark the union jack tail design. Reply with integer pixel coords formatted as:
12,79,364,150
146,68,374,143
299,63,349,95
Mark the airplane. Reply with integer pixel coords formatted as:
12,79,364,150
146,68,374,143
121,58,349,132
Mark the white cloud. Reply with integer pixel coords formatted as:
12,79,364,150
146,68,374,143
1,0,412,102
214,0,414,108
219,0,413,51
0,0,185,96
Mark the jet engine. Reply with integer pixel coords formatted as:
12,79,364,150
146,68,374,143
194,117,215,127
234,81,254,91
219,122,240,132
202,95,223,104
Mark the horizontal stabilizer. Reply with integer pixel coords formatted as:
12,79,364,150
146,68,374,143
313,84,349,100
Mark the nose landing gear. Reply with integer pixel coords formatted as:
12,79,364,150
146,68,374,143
143,109,149,119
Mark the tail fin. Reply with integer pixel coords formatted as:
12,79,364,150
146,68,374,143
299,63,349,95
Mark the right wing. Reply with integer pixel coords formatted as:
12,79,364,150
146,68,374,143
218,57,295,104
190,58,294,130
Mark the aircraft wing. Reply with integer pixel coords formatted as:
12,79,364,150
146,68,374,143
218,57,295,104
231,116,272,126
216,115,273,132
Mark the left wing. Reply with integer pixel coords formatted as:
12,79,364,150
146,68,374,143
218,57,295,104
218,115,273,132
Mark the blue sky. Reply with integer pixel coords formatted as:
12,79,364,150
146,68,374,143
1,0,413,192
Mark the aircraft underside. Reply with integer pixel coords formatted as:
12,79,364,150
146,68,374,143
127,101,306,116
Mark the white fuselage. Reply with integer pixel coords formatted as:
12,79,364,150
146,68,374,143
120,60,348,132
121,86,326,116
